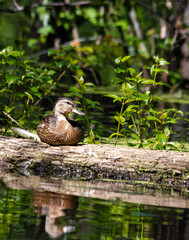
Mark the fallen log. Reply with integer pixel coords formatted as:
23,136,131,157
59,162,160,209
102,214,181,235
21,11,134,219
0,136,188,188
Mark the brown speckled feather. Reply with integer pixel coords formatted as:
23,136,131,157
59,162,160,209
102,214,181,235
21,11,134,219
37,114,84,146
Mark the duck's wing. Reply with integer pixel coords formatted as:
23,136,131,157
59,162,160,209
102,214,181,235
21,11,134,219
39,114,56,128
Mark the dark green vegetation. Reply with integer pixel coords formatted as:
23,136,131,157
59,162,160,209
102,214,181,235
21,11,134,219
107,56,183,149
0,0,188,149
0,47,187,150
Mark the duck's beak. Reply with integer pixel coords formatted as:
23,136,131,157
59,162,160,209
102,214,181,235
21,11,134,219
72,108,85,116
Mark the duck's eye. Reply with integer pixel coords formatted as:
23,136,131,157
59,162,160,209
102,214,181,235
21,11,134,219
66,101,74,107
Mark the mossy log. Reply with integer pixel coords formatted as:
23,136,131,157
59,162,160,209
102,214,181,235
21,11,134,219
0,136,188,188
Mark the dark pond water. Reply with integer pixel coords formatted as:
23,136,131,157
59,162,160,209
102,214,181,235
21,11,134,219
0,178,188,240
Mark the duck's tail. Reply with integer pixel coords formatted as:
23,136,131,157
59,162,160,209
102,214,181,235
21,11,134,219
12,127,41,142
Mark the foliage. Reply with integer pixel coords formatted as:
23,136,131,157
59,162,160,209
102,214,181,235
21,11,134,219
69,76,102,143
1,0,187,87
0,46,185,149
0,46,56,133
107,55,183,149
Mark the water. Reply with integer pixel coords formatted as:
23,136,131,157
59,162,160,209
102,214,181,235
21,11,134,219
0,172,188,240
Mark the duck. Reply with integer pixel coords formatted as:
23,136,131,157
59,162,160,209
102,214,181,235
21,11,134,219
37,97,85,146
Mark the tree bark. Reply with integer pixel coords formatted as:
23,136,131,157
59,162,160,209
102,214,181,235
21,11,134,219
0,136,188,188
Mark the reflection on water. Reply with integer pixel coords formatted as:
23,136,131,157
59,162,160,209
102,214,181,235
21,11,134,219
32,192,78,238
0,178,188,240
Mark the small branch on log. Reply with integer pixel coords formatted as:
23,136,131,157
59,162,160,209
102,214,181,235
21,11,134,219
3,111,24,129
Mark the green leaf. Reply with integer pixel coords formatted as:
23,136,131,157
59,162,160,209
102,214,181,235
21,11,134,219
164,127,170,137
121,55,131,63
156,133,167,146
106,94,123,103
141,79,155,85
136,71,143,79
112,77,123,84
166,119,177,124
160,112,167,120
48,49,60,56
159,59,169,65
144,65,151,70
176,110,184,117
69,86,80,93
145,116,161,123
153,68,169,74
24,92,34,102
47,70,56,76
153,96,163,101
109,132,124,139
0,89,12,93
127,68,137,77
126,105,138,112
6,74,19,86
115,56,121,64
139,93,150,102
72,92,83,98
114,115,125,123
84,82,95,87
150,64,155,75
4,106,14,113
31,86,38,93
114,67,125,73
85,98,100,108
131,133,140,141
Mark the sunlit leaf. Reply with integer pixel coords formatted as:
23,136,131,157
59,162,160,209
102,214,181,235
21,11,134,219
106,94,123,103
156,133,167,146
6,74,19,86
84,82,95,87
140,79,155,85
145,116,161,123
109,132,124,139
121,55,131,63
115,56,121,64
114,67,125,73
112,77,123,84
150,64,155,75
164,127,170,137
131,133,140,141
24,92,34,102
4,106,14,113
127,68,137,77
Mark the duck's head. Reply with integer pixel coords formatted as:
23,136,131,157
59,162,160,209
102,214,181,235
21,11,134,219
53,97,85,117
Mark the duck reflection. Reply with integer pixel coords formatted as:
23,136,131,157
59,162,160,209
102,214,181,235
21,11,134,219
32,191,79,238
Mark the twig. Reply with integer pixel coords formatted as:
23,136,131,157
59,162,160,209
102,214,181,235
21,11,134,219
34,70,66,106
3,111,25,129
0,1,92,14
12,0,24,11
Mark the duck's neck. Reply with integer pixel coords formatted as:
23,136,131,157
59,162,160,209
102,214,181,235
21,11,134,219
54,113,67,121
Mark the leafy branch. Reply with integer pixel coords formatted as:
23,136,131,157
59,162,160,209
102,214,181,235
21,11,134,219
107,55,183,149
